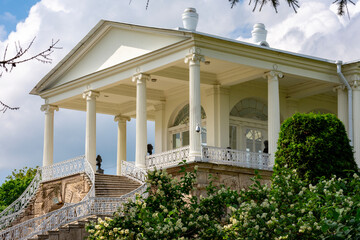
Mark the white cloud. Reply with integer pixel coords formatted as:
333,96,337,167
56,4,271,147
0,0,359,181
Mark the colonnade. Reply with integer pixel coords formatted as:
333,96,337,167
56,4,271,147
41,48,360,172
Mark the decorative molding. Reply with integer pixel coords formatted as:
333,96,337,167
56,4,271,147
82,90,100,101
351,80,360,91
264,70,284,80
114,114,130,123
40,104,59,113
132,72,151,84
184,47,205,64
333,84,346,92
206,85,230,96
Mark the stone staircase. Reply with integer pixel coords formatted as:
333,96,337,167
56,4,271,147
95,173,141,197
26,174,142,240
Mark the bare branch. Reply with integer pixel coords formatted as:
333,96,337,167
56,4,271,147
0,100,19,113
0,38,61,76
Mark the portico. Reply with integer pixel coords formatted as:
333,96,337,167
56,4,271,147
32,19,360,173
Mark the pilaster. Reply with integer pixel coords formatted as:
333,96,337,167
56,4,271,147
154,102,166,154
334,85,348,133
351,79,360,167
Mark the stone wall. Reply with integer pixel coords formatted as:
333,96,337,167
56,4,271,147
166,162,273,197
17,173,91,223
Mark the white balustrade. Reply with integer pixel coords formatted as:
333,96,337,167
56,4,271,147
0,157,147,240
202,146,271,170
42,155,86,182
0,169,42,230
145,146,190,169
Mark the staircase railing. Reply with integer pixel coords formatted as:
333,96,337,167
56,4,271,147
0,168,42,230
0,160,147,240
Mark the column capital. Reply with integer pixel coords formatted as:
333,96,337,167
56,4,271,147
132,73,151,84
83,90,100,101
184,47,205,64
264,70,284,80
333,84,346,92
40,104,59,113
351,75,360,91
114,114,130,123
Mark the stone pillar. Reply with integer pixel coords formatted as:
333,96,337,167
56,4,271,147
352,80,360,167
154,102,165,154
114,115,130,175
83,90,100,171
185,47,205,159
266,70,283,166
41,104,59,167
206,85,230,148
132,73,150,168
334,85,349,133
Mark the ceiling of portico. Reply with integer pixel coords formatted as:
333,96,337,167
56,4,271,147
54,55,339,118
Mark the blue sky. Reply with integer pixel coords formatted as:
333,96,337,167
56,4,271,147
0,0,39,39
0,0,360,184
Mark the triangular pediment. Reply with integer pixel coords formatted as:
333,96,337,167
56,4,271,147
32,21,191,94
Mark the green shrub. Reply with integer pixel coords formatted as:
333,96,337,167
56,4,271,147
224,166,360,240
274,113,357,183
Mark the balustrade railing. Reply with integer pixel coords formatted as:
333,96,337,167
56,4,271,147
121,160,147,183
202,146,271,170
145,146,190,169
0,158,147,240
0,169,42,230
42,155,86,182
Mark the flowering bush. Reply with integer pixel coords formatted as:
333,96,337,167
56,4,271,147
86,165,360,239
86,164,239,239
223,167,360,239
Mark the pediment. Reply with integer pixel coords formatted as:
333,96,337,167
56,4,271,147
33,21,190,94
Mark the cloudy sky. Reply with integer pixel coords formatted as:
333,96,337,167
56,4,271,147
0,0,359,183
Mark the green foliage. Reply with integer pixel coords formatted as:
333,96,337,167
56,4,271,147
223,166,360,239
0,167,37,211
86,164,239,239
274,113,357,183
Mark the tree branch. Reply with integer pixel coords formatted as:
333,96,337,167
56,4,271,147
0,100,19,113
0,38,61,75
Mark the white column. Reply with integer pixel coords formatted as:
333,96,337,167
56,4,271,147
352,80,360,167
335,85,349,133
132,73,150,168
41,104,58,167
154,102,165,154
83,90,100,171
266,70,283,166
185,47,204,159
114,115,130,175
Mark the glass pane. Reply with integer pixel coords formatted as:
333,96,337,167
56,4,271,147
229,126,237,149
182,131,189,146
201,127,207,145
172,133,181,149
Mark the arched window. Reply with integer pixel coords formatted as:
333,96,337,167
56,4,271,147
169,104,207,149
229,98,267,152
172,104,207,127
230,98,268,121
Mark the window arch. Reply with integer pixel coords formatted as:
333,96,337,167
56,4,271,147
169,104,207,149
230,98,268,121
172,104,207,127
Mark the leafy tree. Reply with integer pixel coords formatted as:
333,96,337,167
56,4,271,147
0,167,38,212
274,113,358,183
